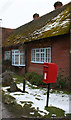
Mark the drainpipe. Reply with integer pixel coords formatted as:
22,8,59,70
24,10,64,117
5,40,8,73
25,45,27,74
69,29,71,92
23,45,27,92
69,29,71,114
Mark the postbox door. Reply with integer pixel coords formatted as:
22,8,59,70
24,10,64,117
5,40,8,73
48,63,57,83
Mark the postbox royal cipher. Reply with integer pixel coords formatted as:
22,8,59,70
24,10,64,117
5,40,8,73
43,63,57,84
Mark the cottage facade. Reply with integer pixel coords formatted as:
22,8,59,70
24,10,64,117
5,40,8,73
2,2,71,79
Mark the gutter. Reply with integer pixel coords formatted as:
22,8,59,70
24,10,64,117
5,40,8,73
24,45,27,74
24,33,70,44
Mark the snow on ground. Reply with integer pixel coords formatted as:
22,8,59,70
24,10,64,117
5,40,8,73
2,81,71,116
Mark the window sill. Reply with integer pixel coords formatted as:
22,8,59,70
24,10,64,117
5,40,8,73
31,61,51,64
31,61,44,64
12,64,25,67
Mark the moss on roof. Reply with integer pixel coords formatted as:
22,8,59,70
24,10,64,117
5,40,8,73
3,2,71,47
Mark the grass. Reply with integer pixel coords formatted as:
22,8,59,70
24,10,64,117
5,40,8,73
50,89,71,95
12,74,24,83
66,113,71,117
44,106,65,118
62,90,71,95
20,101,33,104
2,92,16,104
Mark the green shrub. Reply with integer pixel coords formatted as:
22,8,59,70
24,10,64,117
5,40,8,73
57,72,66,89
25,72,46,86
2,60,12,65
2,60,12,72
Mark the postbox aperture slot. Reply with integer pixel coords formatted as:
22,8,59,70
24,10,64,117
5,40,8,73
43,65,48,68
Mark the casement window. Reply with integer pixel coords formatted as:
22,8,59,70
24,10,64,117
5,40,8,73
5,51,11,60
12,50,25,66
31,47,51,63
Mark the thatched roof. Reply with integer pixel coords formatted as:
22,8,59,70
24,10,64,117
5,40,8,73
3,2,71,47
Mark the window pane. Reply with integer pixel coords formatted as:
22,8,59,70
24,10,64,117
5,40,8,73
15,50,19,54
48,48,51,62
20,55,25,65
15,55,19,64
5,51,11,60
48,58,50,62
32,55,35,61
46,49,48,57
12,51,14,54
41,49,44,52
36,53,40,62
12,55,14,64
36,49,39,52
31,50,35,61
41,53,44,62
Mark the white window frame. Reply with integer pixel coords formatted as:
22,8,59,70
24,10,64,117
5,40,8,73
12,49,25,66
4,51,11,60
31,47,51,63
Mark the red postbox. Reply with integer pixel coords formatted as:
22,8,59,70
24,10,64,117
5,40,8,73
43,63,57,84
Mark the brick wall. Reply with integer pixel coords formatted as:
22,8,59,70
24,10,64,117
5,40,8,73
26,35,69,78
3,34,70,78
2,27,14,45
52,35,69,77
27,38,52,75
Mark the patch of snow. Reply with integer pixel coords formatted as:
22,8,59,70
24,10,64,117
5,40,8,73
44,22,59,32
60,20,69,26
2,86,10,92
13,78,17,82
30,112,34,115
52,114,56,117
2,81,71,116
38,111,49,116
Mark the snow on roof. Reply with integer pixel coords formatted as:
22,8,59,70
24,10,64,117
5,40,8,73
3,2,71,47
